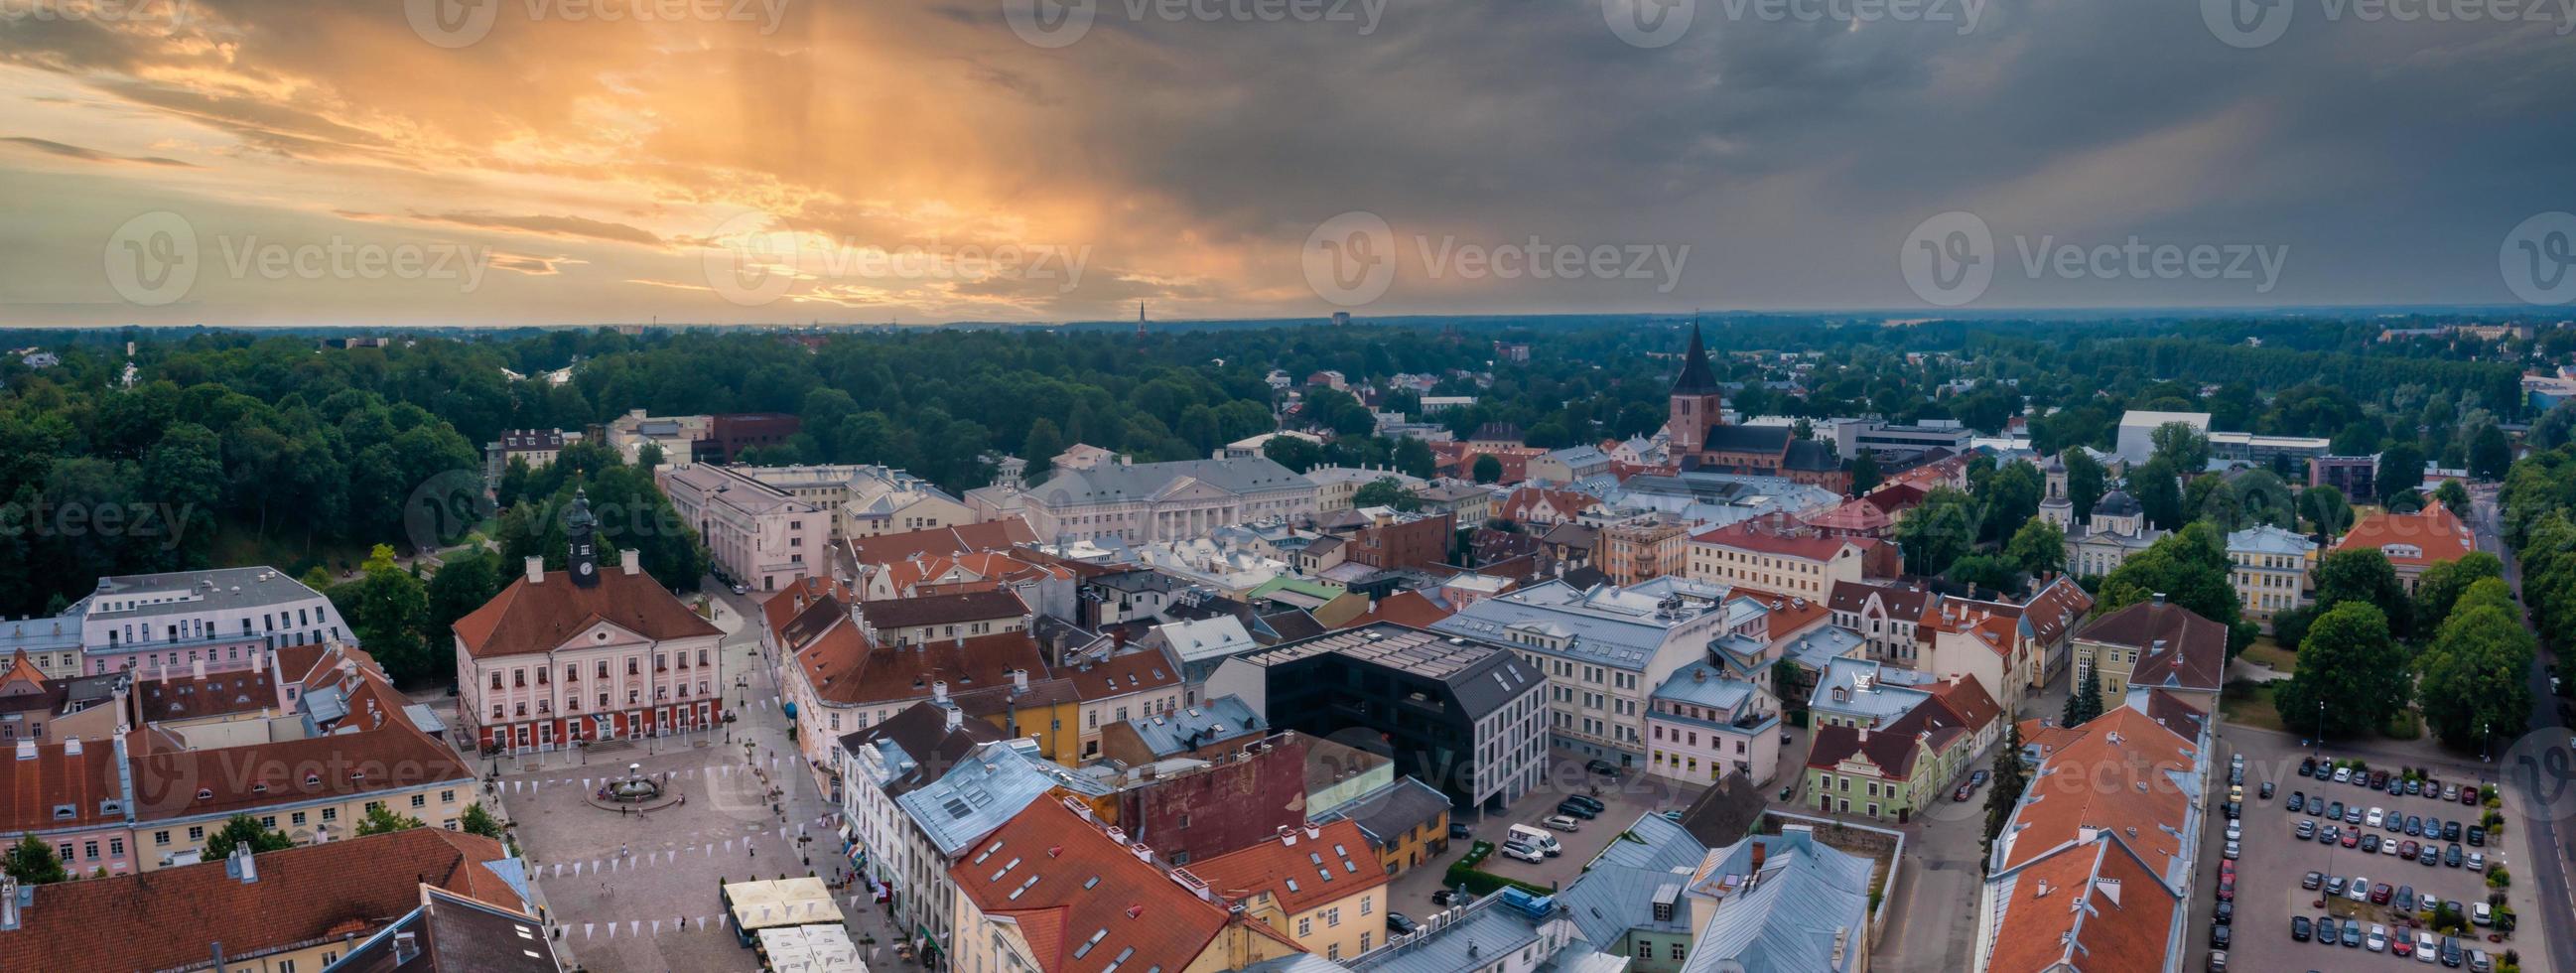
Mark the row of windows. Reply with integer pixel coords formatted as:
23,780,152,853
492,683,707,719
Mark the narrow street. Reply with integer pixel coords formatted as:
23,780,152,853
2474,490,2576,973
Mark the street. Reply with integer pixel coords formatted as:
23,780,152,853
2475,490,2576,973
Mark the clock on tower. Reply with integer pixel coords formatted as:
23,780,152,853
568,487,601,588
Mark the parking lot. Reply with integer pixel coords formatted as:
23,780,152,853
2198,729,2521,972
1383,750,1703,909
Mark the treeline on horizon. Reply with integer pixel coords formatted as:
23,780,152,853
0,313,2540,621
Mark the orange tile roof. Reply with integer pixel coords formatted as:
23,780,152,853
1063,650,1178,703
762,576,853,643
128,709,473,821
0,828,522,973
795,624,1051,707
1689,519,1858,561
1984,834,2178,973
1188,819,1388,916
951,799,1253,973
1495,486,1599,523
1930,674,2002,735
1729,586,1830,639
453,568,719,659
1996,706,2199,877
1343,591,1456,629
2334,500,2474,569
1,649,44,689
849,519,1037,569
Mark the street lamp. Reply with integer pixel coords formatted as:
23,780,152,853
2316,700,2326,758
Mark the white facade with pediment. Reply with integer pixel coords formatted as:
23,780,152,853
1021,460,1318,545
454,616,726,755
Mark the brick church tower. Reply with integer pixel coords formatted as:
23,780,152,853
1668,322,1725,455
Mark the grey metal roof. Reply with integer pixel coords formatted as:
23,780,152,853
895,742,1113,857
1350,899,1547,973
1650,662,1755,711
71,565,330,621
1807,656,1935,722
1560,863,1698,947
1242,624,1542,722
2227,523,2317,555
1032,457,1314,503
1321,777,1454,848
1119,696,1264,759
1680,832,1875,973
1589,812,1708,873
1429,580,1720,673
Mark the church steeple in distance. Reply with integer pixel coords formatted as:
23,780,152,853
568,486,601,588
1671,319,1721,396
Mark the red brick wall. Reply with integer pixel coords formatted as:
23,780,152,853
1115,737,1312,866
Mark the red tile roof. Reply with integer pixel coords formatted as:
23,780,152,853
1063,650,1178,703
849,520,1038,569
1930,674,2002,735
1996,706,2200,877
1343,591,1456,629
2077,600,2228,694
1188,819,1388,916
1494,486,1598,524
795,624,1052,707
135,667,279,722
1,649,43,689
1984,833,2178,973
762,576,853,643
2335,500,2475,569
1689,519,1858,561
127,711,473,821
952,798,1267,973
452,568,719,659
860,590,1029,631
0,828,522,973
0,738,125,832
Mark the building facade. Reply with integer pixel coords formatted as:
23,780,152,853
659,463,831,593
1022,458,1319,545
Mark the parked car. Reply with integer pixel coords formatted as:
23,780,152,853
1499,841,1547,864
1430,890,1474,906
2445,843,2464,868
2348,875,2370,902
2320,824,2339,845
2217,876,2235,902
2326,876,2348,897
2225,820,2241,842
2407,777,2424,795
2368,924,2389,952
2373,882,2393,904
2335,766,2354,782
1955,782,1975,802
2407,815,2425,836
2297,820,2317,840
2471,946,2494,971
2346,805,2366,824
1386,912,1420,935
2361,834,2380,853
2301,871,2323,890
2466,825,2485,846
2343,922,2364,948
2382,835,2400,856
2206,948,2227,972
2292,915,2313,941
2396,885,2415,910
2395,931,2416,957
2417,931,2440,961
1584,759,1619,776
2372,770,2391,788
2369,807,2386,827
1541,814,1582,832
2463,785,2483,806
1564,794,1606,813
2287,791,2306,811
1448,822,1473,840
2421,844,2442,866
1554,799,1598,820
2341,829,2360,848
2442,936,2463,967
2213,901,2234,924
2399,839,2420,859
2299,756,2317,775
2468,851,2485,872
2327,800,2345,820
2209,923,2231,949
2443,820,2463,842
2444,783,2461,801
2223,840,2240,860
2316,916,2339,946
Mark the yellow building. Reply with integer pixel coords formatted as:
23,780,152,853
1189,820,1395,961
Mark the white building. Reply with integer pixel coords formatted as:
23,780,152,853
2113,410,2211,466
658,464,831,593
64,566,353,680
1022,457,1318,546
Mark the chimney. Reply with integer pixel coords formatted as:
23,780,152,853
1012,668,1029,692
621,549,641,575
526,557,545,584
225,843,258,884
943,704,963,733
932,680,949,703
2151,591,2166,607
392,931,420,964
1857,728,1870,743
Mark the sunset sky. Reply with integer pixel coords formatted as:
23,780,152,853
1,0,2570,326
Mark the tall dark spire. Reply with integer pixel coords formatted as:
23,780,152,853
1671,320,1720,395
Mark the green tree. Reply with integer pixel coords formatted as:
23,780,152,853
2005,517,2067,577
1896,486,1977,576
1980,723,2028,868
460,802,505,839
2416,595,2534,752
2414,552,2505,631
1352,478,1424,512
203,813,294,860
2315,547,2413,639
2433,479,2473,513
1948,554,2020,594
2469,423,2513,482
2379,443,2427,505
425,550,504,644
1471,454,1503,485
2273,602,2410,740
2150,421,2212,474
2131,460,2186,531
1393,437,1436,481
1975,461,2043,542
2063,667,2103,727
1848,453,1881,496
2064,450,2108,523
331,544,434,686
2097,522,2252,657
1264,435,1326,474
3,834,69,885
1020,418,1065,484
2299,486,2354,542
356,803,426,837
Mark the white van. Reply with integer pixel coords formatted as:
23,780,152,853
1508,824,1562,856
